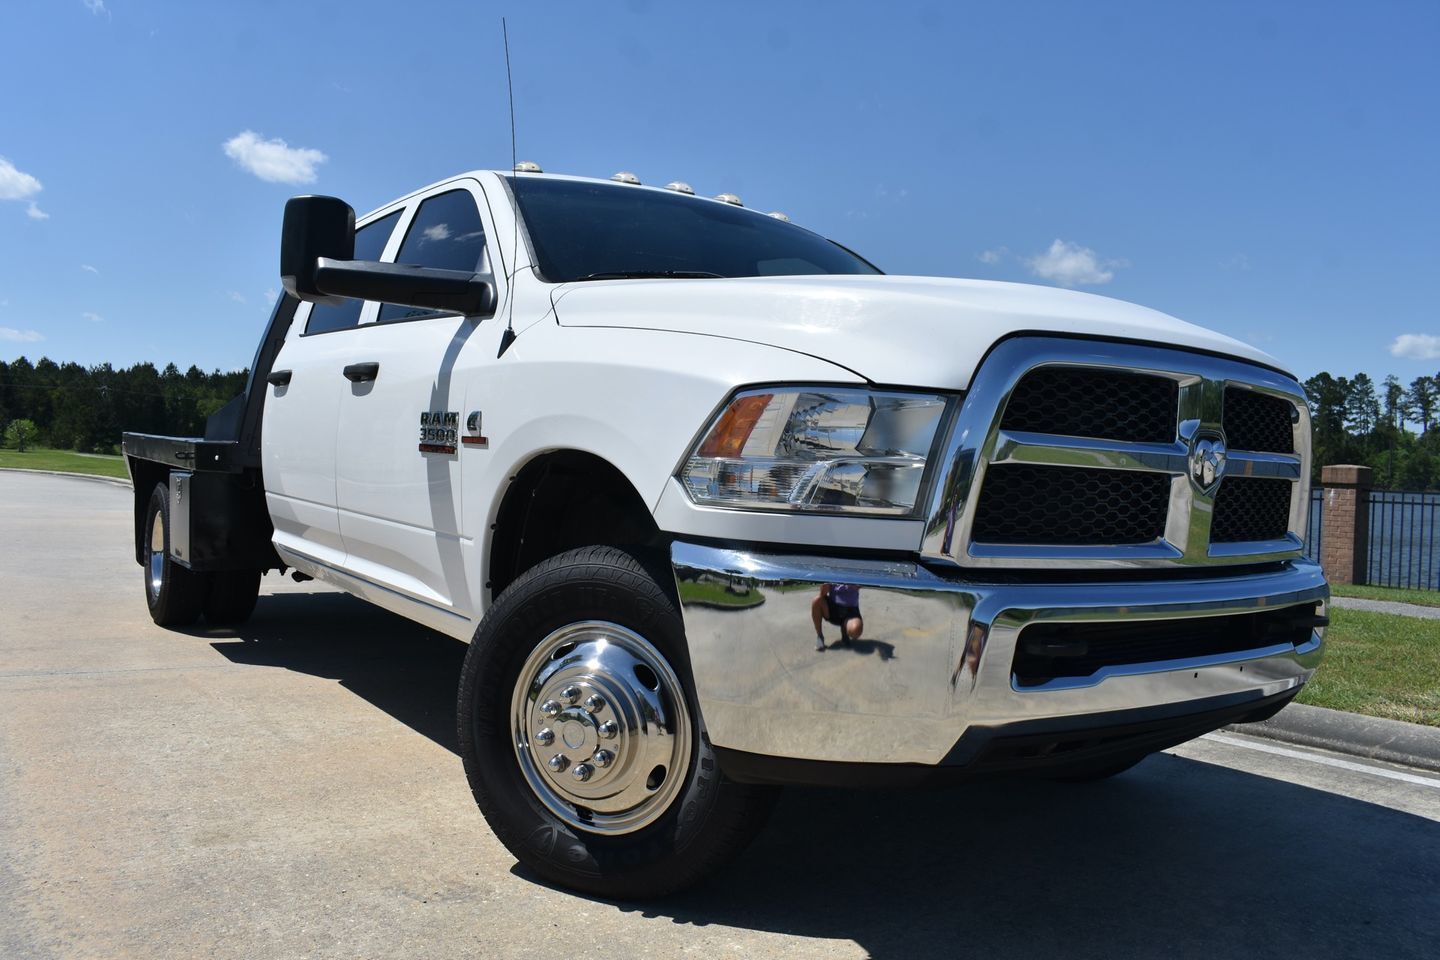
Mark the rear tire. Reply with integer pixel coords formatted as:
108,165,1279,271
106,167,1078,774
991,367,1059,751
203,569,261,625
457,545,777,899
142,481,204,627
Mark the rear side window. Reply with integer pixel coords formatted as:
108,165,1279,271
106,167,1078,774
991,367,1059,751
304,211,402,335
377,189,488,323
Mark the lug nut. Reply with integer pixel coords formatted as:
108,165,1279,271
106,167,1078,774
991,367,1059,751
561,685,581,704
540,700,561,718
572,763,594,782
534,727,554,746
584,694,606,713
547,754,568,773
592,749,614,768
598,721,618,739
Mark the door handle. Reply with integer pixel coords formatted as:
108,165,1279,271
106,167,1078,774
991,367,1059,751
266,369,292,386
343,362,380,383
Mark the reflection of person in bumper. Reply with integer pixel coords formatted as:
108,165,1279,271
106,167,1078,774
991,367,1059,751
812,583,863,652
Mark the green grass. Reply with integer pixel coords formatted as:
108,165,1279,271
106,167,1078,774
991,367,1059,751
1297,606,1440,726
1330,583,1440,608
678,580,766,609
0,446,130,481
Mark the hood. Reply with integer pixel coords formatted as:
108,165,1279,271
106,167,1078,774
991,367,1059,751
551,275,1288,389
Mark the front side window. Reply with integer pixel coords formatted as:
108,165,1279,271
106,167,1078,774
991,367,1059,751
377,189,489,323
303,211,401,335
509,176,880,282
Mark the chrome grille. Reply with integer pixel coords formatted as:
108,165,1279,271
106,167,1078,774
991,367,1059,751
973,465,1169,544
922,337,1311,569
1212,476,1293,543
1000,368,1177,443
1223,387,1296,454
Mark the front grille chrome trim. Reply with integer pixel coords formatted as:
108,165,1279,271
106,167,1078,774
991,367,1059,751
921,337,1312,569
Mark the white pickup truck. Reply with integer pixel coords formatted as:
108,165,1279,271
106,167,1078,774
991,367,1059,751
124,167,1327,897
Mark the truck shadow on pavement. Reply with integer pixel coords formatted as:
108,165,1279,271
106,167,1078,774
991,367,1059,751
627,764,1440,960
205,589,1439,960
205,590,468,754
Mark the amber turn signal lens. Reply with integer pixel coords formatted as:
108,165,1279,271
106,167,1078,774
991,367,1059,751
697,392,774,459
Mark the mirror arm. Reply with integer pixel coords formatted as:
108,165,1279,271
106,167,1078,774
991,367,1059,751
313,258,495,316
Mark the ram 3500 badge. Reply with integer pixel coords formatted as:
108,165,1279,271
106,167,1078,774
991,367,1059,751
123,166,1327,898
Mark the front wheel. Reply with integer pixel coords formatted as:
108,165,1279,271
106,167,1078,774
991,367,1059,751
457,546,777,899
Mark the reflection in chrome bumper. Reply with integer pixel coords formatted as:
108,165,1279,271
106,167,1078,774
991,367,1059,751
671,542,1327,767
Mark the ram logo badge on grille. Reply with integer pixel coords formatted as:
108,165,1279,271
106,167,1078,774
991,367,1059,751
1189,435,1228,494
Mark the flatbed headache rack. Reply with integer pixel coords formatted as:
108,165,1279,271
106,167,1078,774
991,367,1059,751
120,296,299,573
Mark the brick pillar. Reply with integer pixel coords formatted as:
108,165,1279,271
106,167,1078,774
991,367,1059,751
1319,464,1373,585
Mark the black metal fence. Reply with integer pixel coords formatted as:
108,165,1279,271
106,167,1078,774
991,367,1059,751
1367,491,1440,590
1306,486,1440,589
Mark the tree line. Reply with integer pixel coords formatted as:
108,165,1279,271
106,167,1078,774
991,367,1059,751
1305,371,1440,490
4,353,1440,490
0,356,248,454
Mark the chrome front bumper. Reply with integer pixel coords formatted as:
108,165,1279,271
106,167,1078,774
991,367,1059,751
671,542,1327,770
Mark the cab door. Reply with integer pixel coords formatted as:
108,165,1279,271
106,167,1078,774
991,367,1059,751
263,209,403,571
333,181,500,627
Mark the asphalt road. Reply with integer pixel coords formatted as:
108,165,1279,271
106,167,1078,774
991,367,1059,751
2,470,1438,960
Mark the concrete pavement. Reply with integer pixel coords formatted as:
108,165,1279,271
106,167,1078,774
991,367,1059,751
3,471,1439,960
1329,594,1440,619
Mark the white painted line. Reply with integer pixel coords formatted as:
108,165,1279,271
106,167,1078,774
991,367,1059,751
1201,732,1440,789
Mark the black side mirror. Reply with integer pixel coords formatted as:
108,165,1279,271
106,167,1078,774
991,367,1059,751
279,194,496,316
280,196,355,304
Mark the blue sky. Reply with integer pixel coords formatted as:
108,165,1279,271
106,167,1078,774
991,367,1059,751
1,0,1436,383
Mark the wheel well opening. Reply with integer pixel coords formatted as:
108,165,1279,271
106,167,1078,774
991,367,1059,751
488,451,664,601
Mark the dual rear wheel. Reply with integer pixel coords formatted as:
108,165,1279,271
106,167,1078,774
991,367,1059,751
142,481,260,627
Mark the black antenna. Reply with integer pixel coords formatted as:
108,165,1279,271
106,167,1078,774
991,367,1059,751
497,17,519,358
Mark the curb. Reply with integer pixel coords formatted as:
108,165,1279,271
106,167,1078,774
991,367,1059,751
0,467,132,489
1227,702,1440,775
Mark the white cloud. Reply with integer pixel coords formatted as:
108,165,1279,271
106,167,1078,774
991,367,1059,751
1025,239,1124,287
1390,334,1440,361
0,326,44,343
265,288,278,305
26,202,49,220
978,247,1007,265
81,264,99,274
421,223,452,242
0,157,42,201
222,130,327,184
82,0,109,16
82,311,104,323
228,291,247,304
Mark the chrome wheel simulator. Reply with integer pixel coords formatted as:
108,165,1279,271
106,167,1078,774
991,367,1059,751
509,621,692,835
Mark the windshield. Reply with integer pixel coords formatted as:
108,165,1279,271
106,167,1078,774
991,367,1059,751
507,176,881,282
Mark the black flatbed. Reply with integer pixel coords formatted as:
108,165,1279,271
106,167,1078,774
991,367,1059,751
122,433,247,474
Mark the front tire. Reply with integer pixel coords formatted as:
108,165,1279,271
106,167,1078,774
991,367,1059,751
457,546,777,899
142,481,204,627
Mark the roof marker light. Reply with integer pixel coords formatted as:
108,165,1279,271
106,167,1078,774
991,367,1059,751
665,181,695,195
611,171,641,184
767,211,791,222
715,193,743,206
514,161,543,173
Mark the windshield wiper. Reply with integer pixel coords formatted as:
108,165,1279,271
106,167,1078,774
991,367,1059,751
573,270,726,281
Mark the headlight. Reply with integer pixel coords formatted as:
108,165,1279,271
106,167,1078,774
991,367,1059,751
680,387,950,516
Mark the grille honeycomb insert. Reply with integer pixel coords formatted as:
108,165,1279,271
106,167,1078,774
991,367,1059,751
972,464,1170,545
1001,368,1178,444
1224,388,1295,453
1212,476,1292,543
